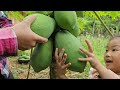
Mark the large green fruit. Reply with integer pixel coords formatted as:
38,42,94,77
30,38,53,72
55,30,86,72
26,13,56,38
69,22,80,37
54,11,77,31
76,11,84,18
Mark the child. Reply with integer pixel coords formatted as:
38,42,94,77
55,36,120,79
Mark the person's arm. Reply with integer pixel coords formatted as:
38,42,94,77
79,39,120,79
0,12,16,79
55,48,71,79
0,15,48,55
11,15,48,51
95,63,120,79
0,27,18,56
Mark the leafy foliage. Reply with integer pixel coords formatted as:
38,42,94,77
5,11,120,36
7,11,36,21
77,11,120,36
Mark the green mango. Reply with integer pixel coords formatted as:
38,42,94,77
55,30,86,72
30,38,53,72
54,11,77,31
25,13,56,38
76,11,84,18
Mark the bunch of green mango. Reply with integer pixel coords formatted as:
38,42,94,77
25,11,86,73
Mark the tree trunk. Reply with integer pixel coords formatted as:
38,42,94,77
49,59,56,79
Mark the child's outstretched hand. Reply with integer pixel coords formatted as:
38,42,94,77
78,39,101,69
55,48,71,79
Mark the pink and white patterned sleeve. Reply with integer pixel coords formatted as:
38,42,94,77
0,27,18,56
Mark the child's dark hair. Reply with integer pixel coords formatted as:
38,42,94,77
109,35,120,41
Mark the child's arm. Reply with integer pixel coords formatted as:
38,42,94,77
55,48,71,79
79,39,120,79
94,62,120,79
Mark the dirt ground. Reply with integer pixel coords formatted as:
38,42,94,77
9,56,88,79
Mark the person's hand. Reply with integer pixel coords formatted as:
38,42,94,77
55,48,71,79
78,39,101,69
11,15,48,50
89,68,100,79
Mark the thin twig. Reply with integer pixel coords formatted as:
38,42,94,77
93,11,114,37
26,48,33,79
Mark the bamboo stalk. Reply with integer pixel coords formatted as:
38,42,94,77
93,11,113,37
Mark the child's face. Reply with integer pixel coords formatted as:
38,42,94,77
104,38,120,74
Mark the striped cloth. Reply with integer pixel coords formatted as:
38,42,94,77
0,14,18,79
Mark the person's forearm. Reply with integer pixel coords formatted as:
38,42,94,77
95,64,120,79
0,27,18,56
